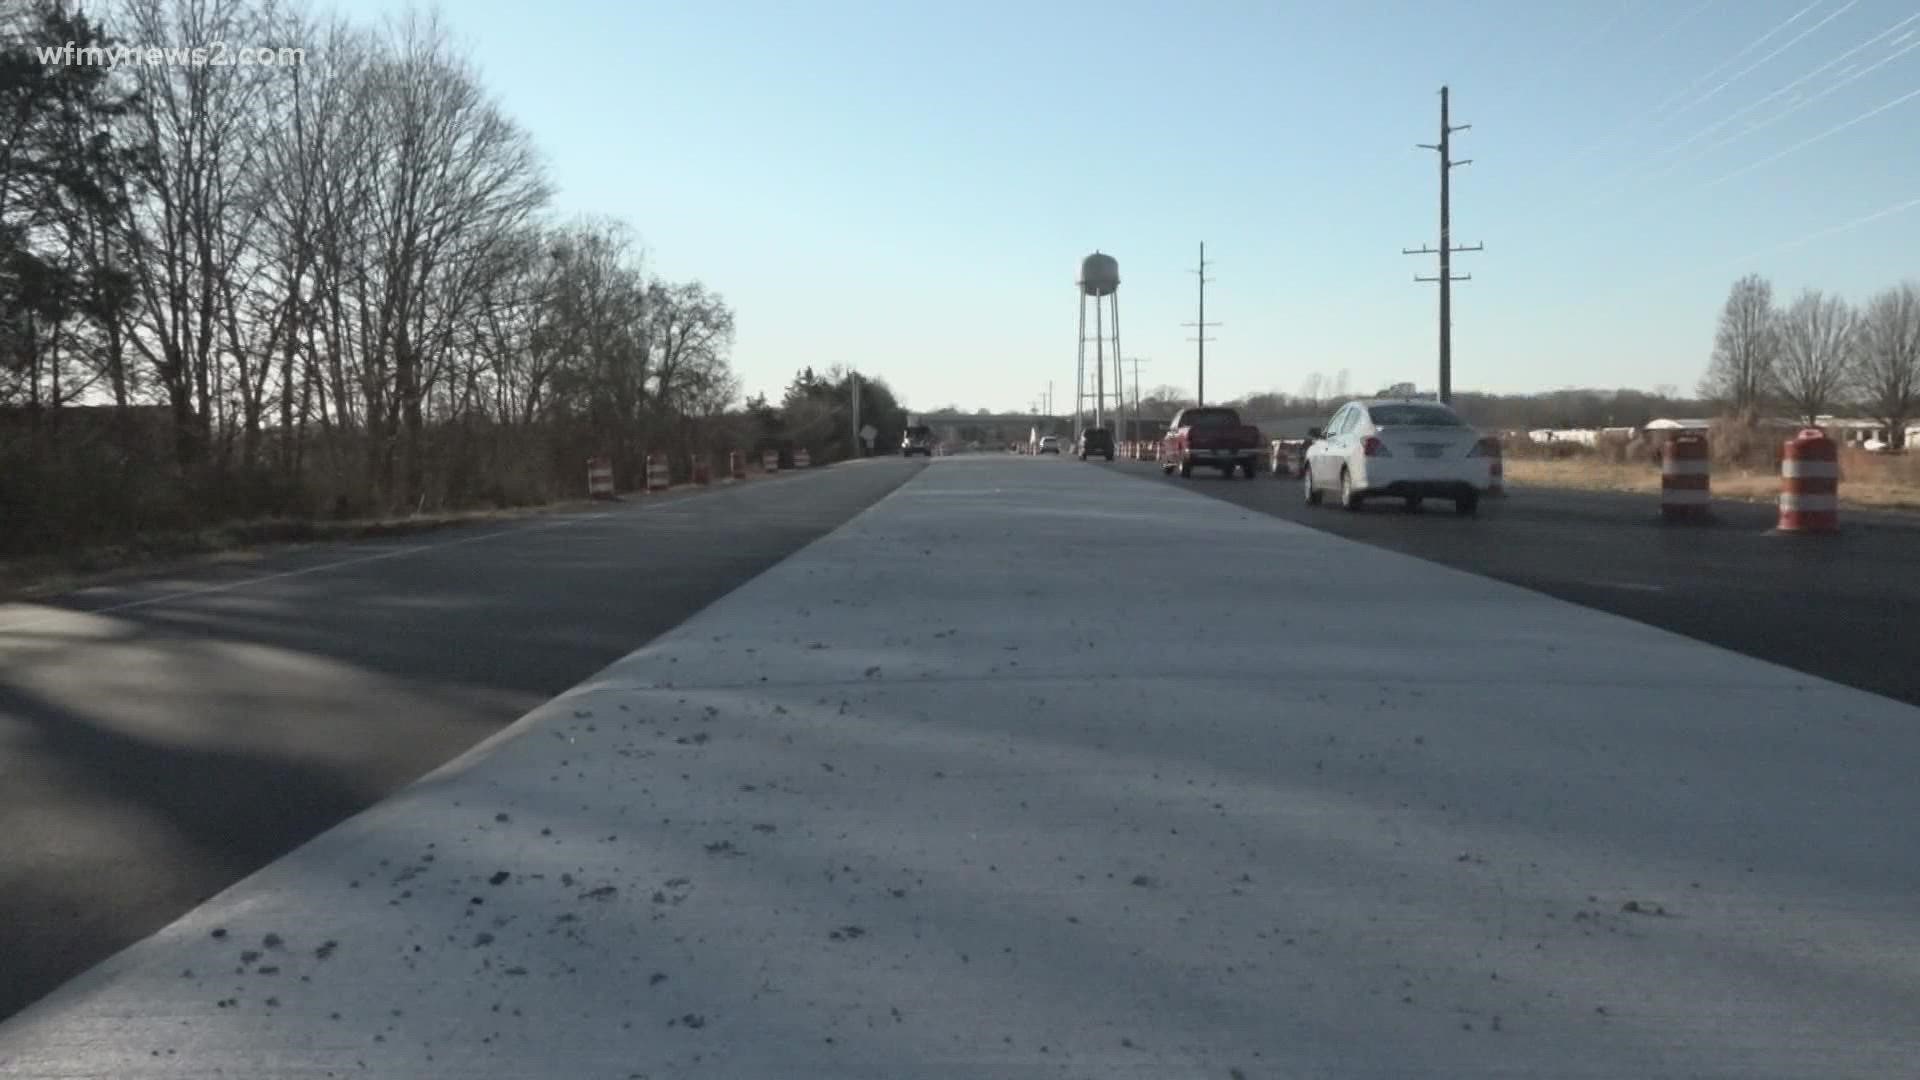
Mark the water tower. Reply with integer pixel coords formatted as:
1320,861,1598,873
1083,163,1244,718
1075,252,1126,442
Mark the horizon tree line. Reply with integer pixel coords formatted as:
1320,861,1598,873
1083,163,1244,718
1701,273,1920,447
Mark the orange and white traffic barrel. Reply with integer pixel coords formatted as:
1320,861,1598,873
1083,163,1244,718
1778,428,1839,533
794,448,812,468
729,450,746,480
1660,433,1709,522
587,456,615,499
646,453,670,492
762,450,779,472
692,456,711,485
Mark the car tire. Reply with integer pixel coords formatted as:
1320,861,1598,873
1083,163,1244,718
1406,496,1424,512
1179,461,1193,479
1303,466,1323,506
1340,468,1363,512
1105,452,1114,462
1455,493,1480,517
1242,461,1257,479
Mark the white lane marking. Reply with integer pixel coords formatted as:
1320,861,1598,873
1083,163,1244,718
0,510,619,635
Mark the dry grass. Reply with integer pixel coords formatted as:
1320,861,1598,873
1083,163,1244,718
1504,449,1920,512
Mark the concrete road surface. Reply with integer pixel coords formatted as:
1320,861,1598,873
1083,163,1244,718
1114,458,1920,708
4,456,1917,1078
0,460,921,1022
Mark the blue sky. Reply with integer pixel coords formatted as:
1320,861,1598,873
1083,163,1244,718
333,0,1920,411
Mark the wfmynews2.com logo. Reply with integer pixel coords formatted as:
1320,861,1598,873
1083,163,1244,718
34,40,306,68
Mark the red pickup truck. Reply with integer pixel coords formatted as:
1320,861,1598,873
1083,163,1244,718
1160,407,1264,479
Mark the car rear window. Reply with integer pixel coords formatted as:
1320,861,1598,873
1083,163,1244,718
1183,409,1240,429
1368,404,1464,427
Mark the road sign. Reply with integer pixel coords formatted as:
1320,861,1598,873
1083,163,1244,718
859,424,877,447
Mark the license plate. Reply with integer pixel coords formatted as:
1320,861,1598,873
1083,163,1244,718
1414,444,1444,459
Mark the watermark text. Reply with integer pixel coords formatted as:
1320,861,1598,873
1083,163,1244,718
34,40,306,68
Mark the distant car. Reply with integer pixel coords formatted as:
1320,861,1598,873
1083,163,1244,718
902,425,936,457
1077,427,1115,461
1037,436,1062,455
1301,398,1497,515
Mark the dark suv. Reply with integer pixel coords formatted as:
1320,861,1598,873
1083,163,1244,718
1077,427,1115,461
901,425,935,457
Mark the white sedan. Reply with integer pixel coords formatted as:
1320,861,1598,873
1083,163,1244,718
1301,398,1499,515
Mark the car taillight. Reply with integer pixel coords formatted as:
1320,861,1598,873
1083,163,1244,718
1468,437,1501,457
1362,436,1391,457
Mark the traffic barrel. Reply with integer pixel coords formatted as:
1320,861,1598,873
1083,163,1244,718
762,450,779,472
646,453,670,492
692,456,711,485
587,456,615,499
1269,440,1302,478
729,450,746,480
795,448,812,468
1660,433,1709,523
1778,428,1839,533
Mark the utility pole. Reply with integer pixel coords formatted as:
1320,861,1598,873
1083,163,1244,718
850,371,862,457
1125,355,1150,438
1403,85,1482,405
1183,242,1219,405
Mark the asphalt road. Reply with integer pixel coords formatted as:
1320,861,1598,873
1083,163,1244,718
9,457,1919,1078
1109,457,1920,708
0,459,922,1022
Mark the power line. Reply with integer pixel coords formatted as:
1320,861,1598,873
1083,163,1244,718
1559,1,1711,87
1687,25,1920,160
1705,82,1920,188
1570,0,1831,162
1644,0,1723,52
1402,86,1482,406
1627,190,1920,298
1548,74,1920,245
1647,0,1832,118
1661,0,1859,124
1574,8,1916,208
1723,191,1920,268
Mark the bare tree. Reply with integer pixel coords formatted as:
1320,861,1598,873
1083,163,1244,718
1852,281,1920,449
647,280,736,414
6,0,745,550
1298,372,1325,405
1775,289,1857,425
355,11,549,503
1699,274,1778,421
113,0,280,465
